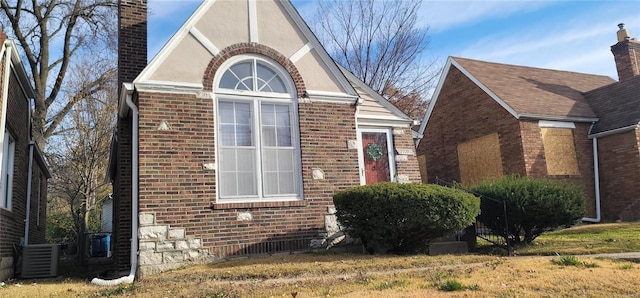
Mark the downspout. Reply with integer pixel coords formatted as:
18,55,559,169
24,86,35,245
583,137,601,223
24,142,34,245
354,97,364,185
92,91,139,286
0,43,6,246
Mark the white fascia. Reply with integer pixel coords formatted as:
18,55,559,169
134,80,204,95
357,115,413,128
304,90,359,104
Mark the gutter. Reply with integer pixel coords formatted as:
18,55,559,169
582,137,601,223
588,123,638,139
92,85,139,285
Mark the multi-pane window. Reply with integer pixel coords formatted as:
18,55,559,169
216,57,300,201
0,130,15,210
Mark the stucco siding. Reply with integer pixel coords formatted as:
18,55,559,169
149,34,213,83
257,1,308,58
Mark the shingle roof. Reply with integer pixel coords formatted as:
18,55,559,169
585,75,640,135
453,57,616,120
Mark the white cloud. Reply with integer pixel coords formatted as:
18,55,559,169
452,3,640,78
420,1,555,32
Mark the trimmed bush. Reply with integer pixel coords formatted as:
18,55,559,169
471,175,586,245
333,182,480,254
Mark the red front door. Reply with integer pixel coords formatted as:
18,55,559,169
361,132,391,184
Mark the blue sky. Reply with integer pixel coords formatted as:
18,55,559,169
147,0,640,81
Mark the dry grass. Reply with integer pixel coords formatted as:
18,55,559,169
2,222,640,297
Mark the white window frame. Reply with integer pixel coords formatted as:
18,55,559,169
356,127,396,185
214,55,303,203
0,130,15,210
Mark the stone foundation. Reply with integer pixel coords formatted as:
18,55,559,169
137,213,212,278
310,206,356,249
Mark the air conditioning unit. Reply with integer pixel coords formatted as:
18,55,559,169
21,244,60,278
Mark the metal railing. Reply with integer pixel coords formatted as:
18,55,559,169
434,178,511,255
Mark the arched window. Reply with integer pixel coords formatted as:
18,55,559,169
215,56,301,202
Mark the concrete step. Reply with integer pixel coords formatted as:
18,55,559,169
428,241,468,256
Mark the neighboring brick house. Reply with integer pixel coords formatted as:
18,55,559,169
416,24,640,222
0,31,51,281
108,0,420,278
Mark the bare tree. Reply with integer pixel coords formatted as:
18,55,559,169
0,0,117,148
314,0,438,120
47,60,116,242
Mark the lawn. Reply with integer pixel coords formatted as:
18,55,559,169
514,222,640,255
2,222,640,297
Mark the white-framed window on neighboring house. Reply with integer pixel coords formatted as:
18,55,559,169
0,130,15,210
215,55,302,202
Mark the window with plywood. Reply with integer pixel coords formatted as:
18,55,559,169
540,128,579,175
457,133,503,186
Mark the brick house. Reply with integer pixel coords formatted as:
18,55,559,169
107,0,420,279
0,31,51,281
416,24,640,222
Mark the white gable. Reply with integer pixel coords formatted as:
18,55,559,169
136,0,356,99
337,65,413,128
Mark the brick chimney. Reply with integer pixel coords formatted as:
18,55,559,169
611,23,640,81
118,0,147,87
114,0,147,274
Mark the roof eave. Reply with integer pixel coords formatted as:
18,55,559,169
518,114,599,123
588,123,639,139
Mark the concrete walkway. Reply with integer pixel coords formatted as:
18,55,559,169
518,252,640,262
579,252,640,262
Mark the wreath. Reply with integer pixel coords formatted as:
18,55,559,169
366,143,383,161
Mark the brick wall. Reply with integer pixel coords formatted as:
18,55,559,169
596,130,640,221
134,90,359,263
0,70,33,280
416,66,526,184
113,115,133,272
26,167,48,244
417,66,596,216
519,121,596,217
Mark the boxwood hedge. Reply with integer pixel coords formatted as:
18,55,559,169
471,175,586,245
333,182,480,254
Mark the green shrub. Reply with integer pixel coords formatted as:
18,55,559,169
471,175,586,245
439,280,465,291
333,182,480,254
552,255,581,266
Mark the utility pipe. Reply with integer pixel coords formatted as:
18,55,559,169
583,137,601,223
92,91,139,286
24,143,34,245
